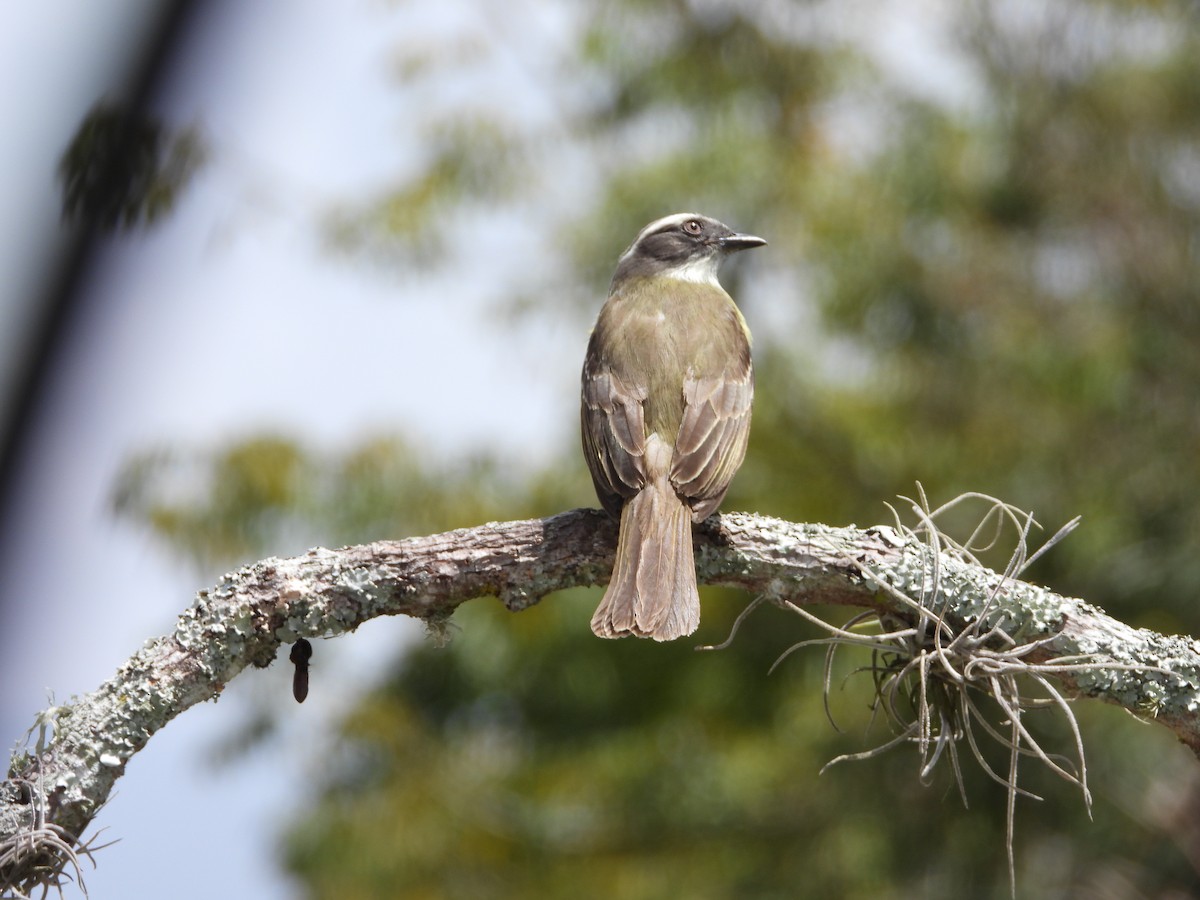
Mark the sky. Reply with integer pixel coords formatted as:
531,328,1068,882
0,2,581,897
0,1,986,896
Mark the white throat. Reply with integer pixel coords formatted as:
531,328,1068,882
662,254,721,286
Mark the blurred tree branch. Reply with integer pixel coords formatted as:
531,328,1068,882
4,508,1200,894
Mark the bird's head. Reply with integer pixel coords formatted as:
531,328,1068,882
612,213,766,289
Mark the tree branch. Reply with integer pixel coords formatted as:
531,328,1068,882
4,508,1200,891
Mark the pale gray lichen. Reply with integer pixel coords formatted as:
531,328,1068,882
6,504,1200,900
712,491,1191,899
422,609,458,647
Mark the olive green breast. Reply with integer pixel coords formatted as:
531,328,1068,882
591,275,752,438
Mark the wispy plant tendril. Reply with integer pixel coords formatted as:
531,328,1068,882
703,487,1165,897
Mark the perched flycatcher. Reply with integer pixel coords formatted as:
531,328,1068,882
582,213,765,641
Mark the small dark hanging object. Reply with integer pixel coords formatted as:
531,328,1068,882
289,639,313,703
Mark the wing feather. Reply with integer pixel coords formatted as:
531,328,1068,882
671,368,753,522
582,362,648,518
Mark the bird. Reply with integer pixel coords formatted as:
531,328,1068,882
581,213,765,641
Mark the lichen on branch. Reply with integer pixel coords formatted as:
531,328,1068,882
4,507,1200,897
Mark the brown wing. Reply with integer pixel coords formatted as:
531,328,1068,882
581,353,648,519
670,365,754,522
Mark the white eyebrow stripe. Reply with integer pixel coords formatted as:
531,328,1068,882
616,212,706,266
635,212,704,241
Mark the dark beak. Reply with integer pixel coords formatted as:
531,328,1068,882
718,232,767,253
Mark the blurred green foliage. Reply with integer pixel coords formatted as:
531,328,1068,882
113,435,578,562
114,0,1200,896
58,102,206,230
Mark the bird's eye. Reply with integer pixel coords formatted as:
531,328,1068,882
683,219,703,236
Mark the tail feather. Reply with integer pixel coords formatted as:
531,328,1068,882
591,479,700,641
